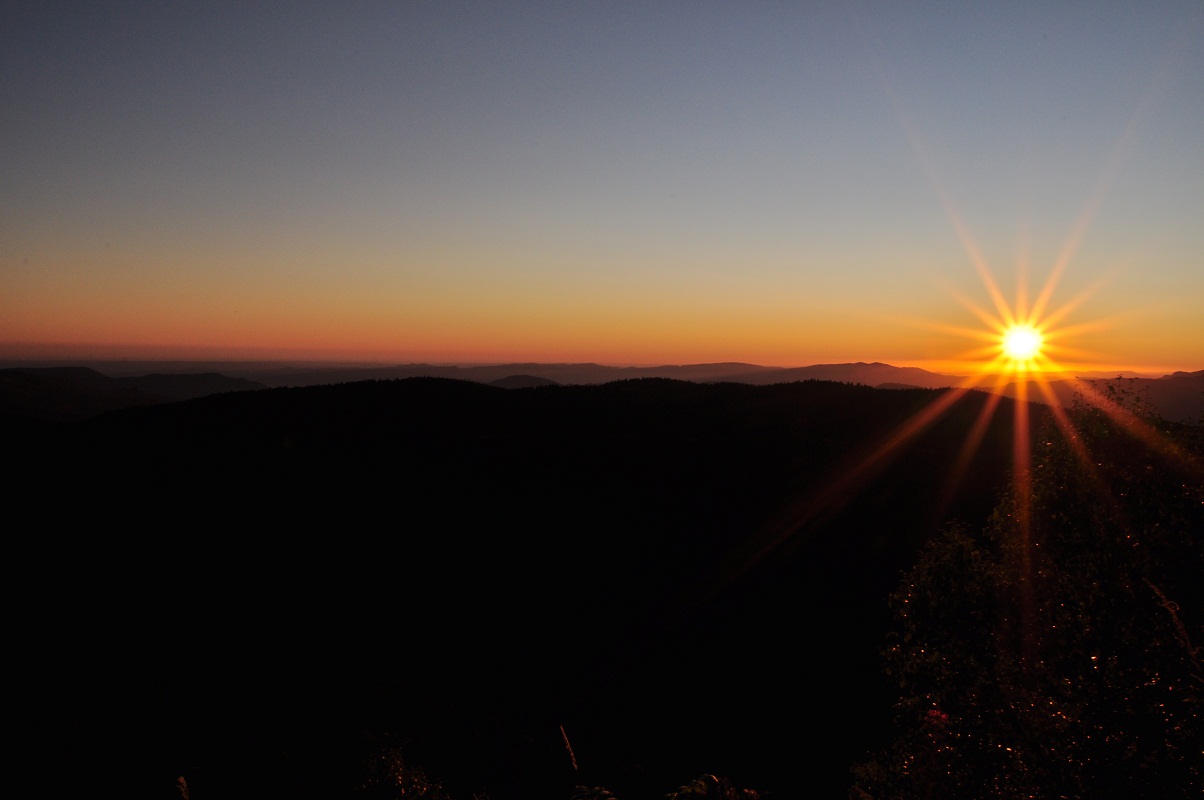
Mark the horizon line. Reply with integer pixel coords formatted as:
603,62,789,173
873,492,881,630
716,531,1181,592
1,343,1195,379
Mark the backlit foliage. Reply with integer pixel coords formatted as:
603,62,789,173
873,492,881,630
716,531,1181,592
358,747,450,800
664,774,761,800
851,399,1203,798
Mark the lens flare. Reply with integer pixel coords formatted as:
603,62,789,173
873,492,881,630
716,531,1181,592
1002,324,1043,362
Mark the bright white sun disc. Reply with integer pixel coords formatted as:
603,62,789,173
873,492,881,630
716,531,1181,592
1002,325,1043,360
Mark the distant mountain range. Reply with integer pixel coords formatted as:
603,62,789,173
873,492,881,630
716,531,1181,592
0,366,265,421
2,360,1200,421
218,359,968,390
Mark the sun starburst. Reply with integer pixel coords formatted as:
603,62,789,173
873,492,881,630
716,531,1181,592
1001,324,1043,364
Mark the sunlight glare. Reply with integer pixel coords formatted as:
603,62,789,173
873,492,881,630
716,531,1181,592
1002,325,1043,362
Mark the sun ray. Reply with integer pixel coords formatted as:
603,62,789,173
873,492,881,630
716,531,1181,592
721,382,986,588
941,280,1015,334
1040,314,1123,342
1033,269,1119,333
1065,378,1204,477
935,388,1008,519
883,87,1017,331
708,30,1204,653
1028,42,1175,326
908,317,1006,345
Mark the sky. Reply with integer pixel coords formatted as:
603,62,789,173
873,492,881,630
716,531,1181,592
3,1,1202,373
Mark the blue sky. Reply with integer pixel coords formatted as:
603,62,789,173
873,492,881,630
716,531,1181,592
3,2,1202,371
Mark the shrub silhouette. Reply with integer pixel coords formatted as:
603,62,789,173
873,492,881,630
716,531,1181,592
852,400,1203,798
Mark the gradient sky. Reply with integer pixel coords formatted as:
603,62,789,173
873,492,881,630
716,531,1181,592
3,2,1202,372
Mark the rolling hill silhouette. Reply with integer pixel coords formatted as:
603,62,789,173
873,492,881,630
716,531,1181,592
5,360,1197,422
0,366,264,421
10,376,1037,800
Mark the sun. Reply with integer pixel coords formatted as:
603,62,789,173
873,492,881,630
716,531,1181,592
1002,324,1043,362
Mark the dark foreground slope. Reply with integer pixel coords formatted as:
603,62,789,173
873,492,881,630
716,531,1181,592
11,378,1032,800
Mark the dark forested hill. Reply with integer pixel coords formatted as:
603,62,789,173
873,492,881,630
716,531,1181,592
12,378,1035,800
0,366,264,420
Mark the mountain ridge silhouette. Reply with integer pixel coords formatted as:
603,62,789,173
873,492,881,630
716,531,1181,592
10,375,1035,800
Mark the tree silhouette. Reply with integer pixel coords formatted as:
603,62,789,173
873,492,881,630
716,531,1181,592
852,400,1203,799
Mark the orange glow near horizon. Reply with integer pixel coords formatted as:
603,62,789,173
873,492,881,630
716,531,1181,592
715,253,1200,665
711,83,1204,656
0,233,1195,373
